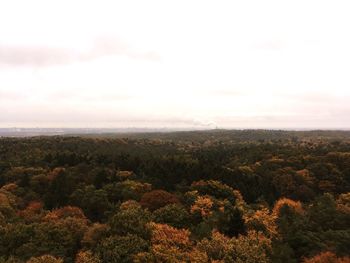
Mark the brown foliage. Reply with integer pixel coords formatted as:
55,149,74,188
43,206,88,223
82,223,110,248
140,190,179,211
17,201,44,222
1,183,18,193
336,193,350,214
75,250,101,263
26,255,64,263
43,206,89,240
197,231,231,261
303,251,350,263
117,170,134,178
149,222,191,249
140,222,193,262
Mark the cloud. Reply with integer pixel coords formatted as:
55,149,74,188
0,38,161,67
0,90,27,101
209,89,246,97
91,37,161,61
255,40,287,51
0,46,74,66
44,91,138,102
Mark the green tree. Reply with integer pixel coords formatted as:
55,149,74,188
96,234,149,263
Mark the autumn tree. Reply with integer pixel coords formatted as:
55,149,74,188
225,231,272,263
135,222,193,262
140,190,179,211
17,201,44,223
245,208,277,238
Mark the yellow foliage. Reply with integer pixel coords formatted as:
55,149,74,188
143,223,194,262
75,250,101,263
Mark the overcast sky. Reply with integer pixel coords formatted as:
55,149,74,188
1,0,350,129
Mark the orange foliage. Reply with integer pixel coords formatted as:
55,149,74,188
303,251,350,263
43,206,88,222
190,195,213,217
273,198,303,216
149,222,191,249
138,222,194,262
245,208,278,238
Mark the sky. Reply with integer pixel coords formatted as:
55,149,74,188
1,0,350,129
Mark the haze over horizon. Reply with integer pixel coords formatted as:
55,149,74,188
1,0,350,129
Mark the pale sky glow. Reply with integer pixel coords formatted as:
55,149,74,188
1,0,350,129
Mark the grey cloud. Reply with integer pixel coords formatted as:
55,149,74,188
0,38,161,67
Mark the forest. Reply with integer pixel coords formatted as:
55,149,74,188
0,130,349,262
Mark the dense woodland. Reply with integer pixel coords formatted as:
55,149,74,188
0,130,349,262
